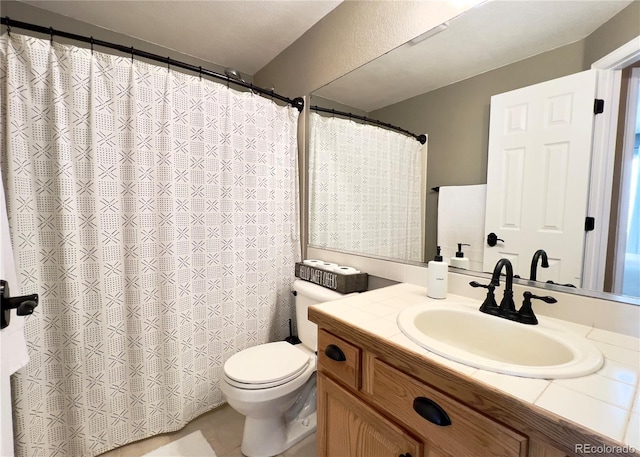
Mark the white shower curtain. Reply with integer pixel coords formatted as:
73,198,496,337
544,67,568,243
308,112,424,261
0,33,300,456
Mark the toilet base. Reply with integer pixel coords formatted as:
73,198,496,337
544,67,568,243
240,411,317,457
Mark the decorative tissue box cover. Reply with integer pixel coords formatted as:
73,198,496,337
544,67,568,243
294,262,368,293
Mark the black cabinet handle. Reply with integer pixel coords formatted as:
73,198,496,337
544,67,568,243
413,397,451,426
324,344,346,362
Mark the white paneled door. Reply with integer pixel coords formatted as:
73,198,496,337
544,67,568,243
483,70,598,286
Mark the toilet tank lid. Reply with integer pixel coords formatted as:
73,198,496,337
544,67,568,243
293,279,349,302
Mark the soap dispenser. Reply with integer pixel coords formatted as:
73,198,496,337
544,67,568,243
427,246,448,299
450,243,470,270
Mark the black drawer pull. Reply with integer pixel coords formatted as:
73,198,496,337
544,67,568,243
324,344,346,362
413,397,451,426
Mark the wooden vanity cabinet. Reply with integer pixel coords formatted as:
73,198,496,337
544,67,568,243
316,328,567,457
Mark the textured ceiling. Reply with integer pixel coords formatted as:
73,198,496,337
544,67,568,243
19,0,342,75
313,0,636,112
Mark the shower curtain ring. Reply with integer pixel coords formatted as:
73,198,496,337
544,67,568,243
199,66,202,79
49,27,54,44
131,47,134,62
5,18,10,36
90,37,94,54
167,57,170,71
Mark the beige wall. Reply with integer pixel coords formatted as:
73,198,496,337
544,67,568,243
584,1,640,66
309,95,369,118
254,1,476,99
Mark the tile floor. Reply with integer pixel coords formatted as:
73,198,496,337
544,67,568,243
97,404,316,457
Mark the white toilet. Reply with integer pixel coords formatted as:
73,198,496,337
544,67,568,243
221,279,349,457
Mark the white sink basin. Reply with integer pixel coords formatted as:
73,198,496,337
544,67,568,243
397,303,603,379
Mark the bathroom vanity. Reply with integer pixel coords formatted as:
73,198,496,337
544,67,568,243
309,284,640,457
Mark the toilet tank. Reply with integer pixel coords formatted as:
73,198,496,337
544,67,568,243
292,279,350,352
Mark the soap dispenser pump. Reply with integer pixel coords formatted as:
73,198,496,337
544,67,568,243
450,243,470,270
427,246,448,299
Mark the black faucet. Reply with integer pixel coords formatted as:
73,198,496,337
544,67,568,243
530,249,549,281
490,258,516,316
469,258,558,325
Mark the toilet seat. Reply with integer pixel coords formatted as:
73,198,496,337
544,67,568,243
224,342,311,390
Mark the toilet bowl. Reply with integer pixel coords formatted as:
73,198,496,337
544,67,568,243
221,342,317,457
221,279,349,457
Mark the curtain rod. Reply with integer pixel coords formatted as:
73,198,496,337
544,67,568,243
310,105,426,144
0,17,305,112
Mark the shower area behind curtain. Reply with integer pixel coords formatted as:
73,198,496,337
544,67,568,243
308,112,425,261
1,33,300,456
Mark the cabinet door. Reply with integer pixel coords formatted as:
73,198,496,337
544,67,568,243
318,373,422,457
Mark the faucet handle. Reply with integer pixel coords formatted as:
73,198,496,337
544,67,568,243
469,280,495,289
517,291,557,325
469,281,500,315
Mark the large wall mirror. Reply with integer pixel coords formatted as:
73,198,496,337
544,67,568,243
307,0,640,303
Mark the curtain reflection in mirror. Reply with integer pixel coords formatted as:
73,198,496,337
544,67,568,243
308,113,426,261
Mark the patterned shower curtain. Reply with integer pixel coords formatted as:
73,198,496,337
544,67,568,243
308,112,424,261
0,33,300,456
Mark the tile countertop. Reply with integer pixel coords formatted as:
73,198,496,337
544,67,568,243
310,283,640,449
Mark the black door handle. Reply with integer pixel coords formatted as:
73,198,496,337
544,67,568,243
413,397,451,426
1,280,39,330
487,232,504,247
324,344,346,362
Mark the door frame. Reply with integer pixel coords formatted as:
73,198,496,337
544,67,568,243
582,36,640,291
